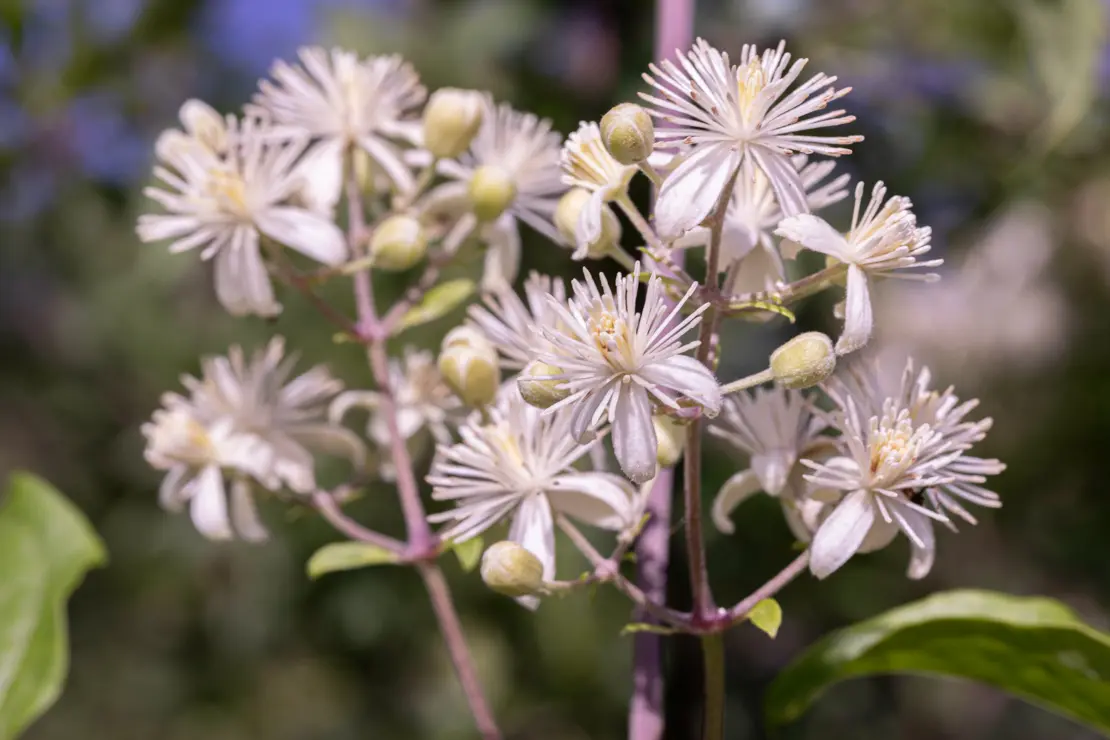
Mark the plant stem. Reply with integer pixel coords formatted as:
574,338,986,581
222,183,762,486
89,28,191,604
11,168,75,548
616,193,669,255
700,633,726,740
723,550,810,628
344,169,500,738
311,491,405,554
419,563,502,740
719,368,774,396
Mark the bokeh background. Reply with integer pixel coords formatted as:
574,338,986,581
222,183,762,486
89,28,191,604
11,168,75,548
3,0,1110,737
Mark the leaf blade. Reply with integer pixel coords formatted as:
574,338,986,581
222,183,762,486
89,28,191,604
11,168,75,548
307,542,400,579
397,278,476,332
766,589,1110,735
748,598,783,639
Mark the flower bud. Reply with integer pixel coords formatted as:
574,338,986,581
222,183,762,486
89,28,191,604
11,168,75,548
770,332,836,389
480,541,545,598
369,214,427,271
554,188,622,258
517,361,570,409
600,103,654,165
439,330,499,407
423,88,484,159
468,165,516,222
653,415,687,467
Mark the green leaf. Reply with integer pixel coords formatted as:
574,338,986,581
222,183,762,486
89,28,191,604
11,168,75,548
747,599,783,639
307,542,400,579
766,589,1110,735
397,278,476,332
0,472,107,739
450,537,483,573
621,622,680,637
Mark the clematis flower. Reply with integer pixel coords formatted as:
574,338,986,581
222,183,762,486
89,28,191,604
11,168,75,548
467,272,568,369
560,121,637,258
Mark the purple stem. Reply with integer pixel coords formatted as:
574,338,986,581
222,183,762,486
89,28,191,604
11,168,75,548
627,4,696,739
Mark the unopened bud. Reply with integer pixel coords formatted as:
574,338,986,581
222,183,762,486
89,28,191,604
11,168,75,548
517,361,570,409
353,147,376,194
423,88,484,159
480,541,545,597
770,332,836,389
554,188,622,258
469,165,516,222
653,415,687,467
439,330,499,407
369,214,427,271
600,103,654,165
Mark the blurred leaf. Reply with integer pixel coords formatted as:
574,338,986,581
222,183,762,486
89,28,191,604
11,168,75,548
307,542,399,579
766,590,1110,734
0,472,107,739
397,278,476,332
1021,0,1106,151
747,599,782,639
451,537,484,573
620,623,679,637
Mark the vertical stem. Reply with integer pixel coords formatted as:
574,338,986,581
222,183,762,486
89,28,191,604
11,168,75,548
627,5,696,739
420,563,502,740
345,170,500,738
700,633,725,740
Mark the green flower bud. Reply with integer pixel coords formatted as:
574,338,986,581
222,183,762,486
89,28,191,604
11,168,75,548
517,361,570,409
554,188,622,258
480,541,545,597
600,103,654,165
369,214,427,272
439,329,499,407
423,88,484,159
653,415,687,467
770,332,836,390
468,165,516,222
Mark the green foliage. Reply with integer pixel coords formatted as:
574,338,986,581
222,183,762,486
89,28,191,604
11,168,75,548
747,599,783,639
397,278,476,332
0,472,106,739
450,536,484,573
306,542,400,578
620,623,679,637
767,590,1110,735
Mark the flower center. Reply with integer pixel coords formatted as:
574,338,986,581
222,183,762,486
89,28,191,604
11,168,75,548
736,58,767,128
205,168,251,219
869,419,917,483
152,411,216,467
588,306,633,370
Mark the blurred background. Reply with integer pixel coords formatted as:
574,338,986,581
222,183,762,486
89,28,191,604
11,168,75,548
2,0,1110,737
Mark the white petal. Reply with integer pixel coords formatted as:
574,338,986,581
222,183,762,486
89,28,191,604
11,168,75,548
158,466,190,512
750,146,808,217
774,214,850,260
509,494,556,584
751,452,794,497
255,206,347,266
612,384,658,485
711,469,761,535
548,473,634,530
835,265,873,355
900,507,936,579
576,189,605,248
654,143,742,239
569,388,609,444
857,515,899,552
293,138,345,212
230,477,268,542
809,489,874,579
481,216,521,292
290,424,367,469
188,465,233,541
639,355,721,415
214,230,281,317
358,135,415,193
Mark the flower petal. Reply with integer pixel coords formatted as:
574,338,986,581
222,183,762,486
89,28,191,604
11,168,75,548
751,451,794,497
569,388,609,444
509,493,555,609
639,355,721,415
654,142,742,240
612,384,658,484
549,473,635,530
774,214,850,260
293,138,345,212
809,489,874,579
255,206,347,266
481,216,521,292
358,134,415,193
835,265,873,355
750,146,808,217
230,477,268,542
899,506,936,579
188,465,233,541
214,229,281,317
711,469,762,535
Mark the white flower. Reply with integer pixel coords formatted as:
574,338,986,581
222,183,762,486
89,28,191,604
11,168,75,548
640,38,861,238
674,155,848,289
252,47,426,203
709,386,835,534
536,265,721,484
330,348,462,479
137,113,347,317
432,97,565,289
776,181,941,354
467,272,568,369
180,337,365,494
803,359,1004,580
560,121,636,257
427,389,640,606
